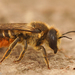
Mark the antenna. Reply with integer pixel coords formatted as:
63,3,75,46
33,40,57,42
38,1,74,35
58,31,75,40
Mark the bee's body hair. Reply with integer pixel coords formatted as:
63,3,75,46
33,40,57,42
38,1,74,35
0,21,71,69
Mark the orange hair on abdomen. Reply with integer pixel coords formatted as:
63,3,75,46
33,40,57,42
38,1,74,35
0,38,14,48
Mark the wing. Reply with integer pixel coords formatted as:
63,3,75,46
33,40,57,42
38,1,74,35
0,23,41,33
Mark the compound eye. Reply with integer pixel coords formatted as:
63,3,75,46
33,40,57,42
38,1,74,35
47,28,58,53
51,34,55,40
49,34,58,53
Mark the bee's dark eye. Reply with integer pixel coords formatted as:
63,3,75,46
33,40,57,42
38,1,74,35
47,28,58,53
51,34,55,40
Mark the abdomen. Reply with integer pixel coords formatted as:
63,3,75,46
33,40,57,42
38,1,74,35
0,30,15,48
0,38,14,48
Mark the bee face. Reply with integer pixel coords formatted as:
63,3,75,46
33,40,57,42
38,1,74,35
46,28,58,54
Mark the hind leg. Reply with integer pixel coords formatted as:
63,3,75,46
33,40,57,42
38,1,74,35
0,37,20,63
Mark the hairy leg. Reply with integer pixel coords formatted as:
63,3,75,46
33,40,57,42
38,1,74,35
0,37,20,63
34,46,50,69
40,46,50,69
14,40,27,62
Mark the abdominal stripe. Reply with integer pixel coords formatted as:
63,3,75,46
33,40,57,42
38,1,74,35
2,30,10,37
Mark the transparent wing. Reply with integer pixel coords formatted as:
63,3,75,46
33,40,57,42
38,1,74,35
0,23,41,33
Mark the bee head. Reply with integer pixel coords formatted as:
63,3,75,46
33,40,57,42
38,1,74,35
46,27,59,54
46,27,74,54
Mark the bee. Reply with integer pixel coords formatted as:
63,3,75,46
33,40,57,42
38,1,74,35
0,21,75,69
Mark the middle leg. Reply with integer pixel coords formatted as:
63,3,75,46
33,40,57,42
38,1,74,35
14,40,27,62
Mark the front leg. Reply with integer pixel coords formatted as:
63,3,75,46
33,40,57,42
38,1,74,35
35,46,50,69
40,46,50,69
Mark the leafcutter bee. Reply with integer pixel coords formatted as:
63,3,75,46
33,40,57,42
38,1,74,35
0,21,75,69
